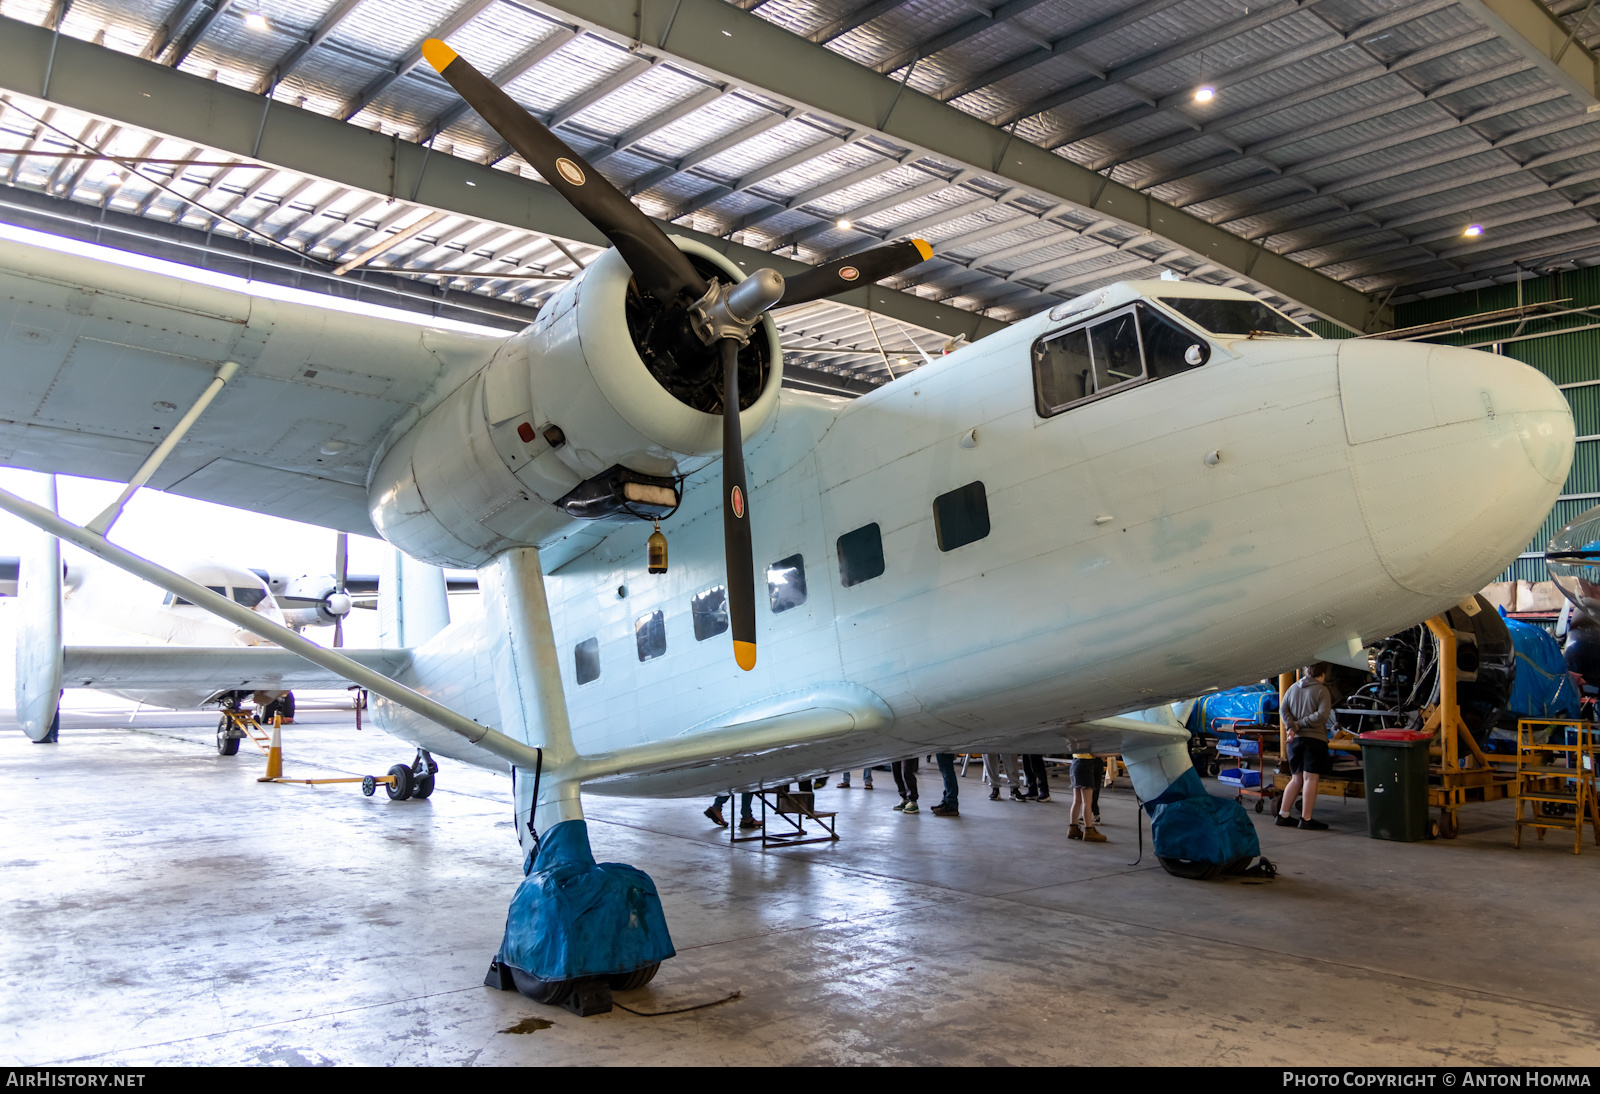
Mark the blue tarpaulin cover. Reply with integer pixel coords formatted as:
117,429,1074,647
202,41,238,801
1499,608,1580,721
1145,768,1261,866
1184,684,1279,737
497,819,675,982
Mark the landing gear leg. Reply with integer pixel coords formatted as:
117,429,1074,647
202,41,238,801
410,748,437,799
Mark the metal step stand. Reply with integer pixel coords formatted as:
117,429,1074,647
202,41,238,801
1513,718,1600,854
730,784,840,848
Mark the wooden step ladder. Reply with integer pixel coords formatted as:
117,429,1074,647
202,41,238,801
1512,718,1600,854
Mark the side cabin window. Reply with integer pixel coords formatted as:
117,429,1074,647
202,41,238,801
574,637,600,684
1032,303,1209,418
635,611,666,662
767,555,807,614
692,586,729,640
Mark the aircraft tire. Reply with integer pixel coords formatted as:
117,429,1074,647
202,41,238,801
216,717,239,757
411,772,436,799
609,963,660,991
508,966,573,1005
386,764,414,801
1158,856,1223,881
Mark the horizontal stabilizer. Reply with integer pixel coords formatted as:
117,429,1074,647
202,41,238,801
62,646,412,692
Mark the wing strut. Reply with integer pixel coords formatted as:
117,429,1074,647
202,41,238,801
0,485,543,770
86,360,239,536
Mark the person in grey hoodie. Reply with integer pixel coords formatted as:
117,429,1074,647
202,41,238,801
1278,663,1335,830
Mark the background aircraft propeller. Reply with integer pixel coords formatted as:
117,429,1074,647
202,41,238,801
331,532,349,649
424,40,932,671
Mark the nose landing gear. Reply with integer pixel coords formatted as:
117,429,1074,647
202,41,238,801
361,749,438,800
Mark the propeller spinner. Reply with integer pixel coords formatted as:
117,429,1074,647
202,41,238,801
423,40,933,670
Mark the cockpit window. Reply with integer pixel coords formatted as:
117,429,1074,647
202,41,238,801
1033,303,1209,418
1158,297,1312,338
1088,311,1144,393
164,585,226,607
231,587,267,608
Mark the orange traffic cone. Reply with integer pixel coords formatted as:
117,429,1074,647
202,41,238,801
257,720,283,782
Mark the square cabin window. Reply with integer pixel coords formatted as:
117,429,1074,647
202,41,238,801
635,611,666,662
767,554,807,613
933,481,990,552
692,585,729,641
574,637,600,685
837,523,885,587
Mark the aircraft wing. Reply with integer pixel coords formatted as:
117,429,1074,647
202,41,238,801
0,233,505,536
971,711,1194,757
62,645,412,692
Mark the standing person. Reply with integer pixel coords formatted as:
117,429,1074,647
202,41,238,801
1068,752,1107,841
930,752,960,817
1278,663,1334,830
1021,753,1051,801
836,768,875,789
984,753,1028,801
705,792,759,830
892,757,920,814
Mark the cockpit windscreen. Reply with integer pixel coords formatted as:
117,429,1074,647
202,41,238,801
1159,297,1312,338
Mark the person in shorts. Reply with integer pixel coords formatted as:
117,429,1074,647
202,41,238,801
1068,752,1106,842
1278,662,1335,830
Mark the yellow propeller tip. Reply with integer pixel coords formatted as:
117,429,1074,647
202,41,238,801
421,38,458,74
734,641,757,671
911,238,932,261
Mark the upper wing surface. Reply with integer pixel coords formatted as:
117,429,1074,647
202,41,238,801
0,234,507,535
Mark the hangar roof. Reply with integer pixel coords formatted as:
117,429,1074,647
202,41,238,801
1,0,1597,390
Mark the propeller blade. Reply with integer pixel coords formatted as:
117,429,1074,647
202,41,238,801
333,615,344,649
777,239,932,309
720,338,756,672
421,40,705,304
334,532,348,593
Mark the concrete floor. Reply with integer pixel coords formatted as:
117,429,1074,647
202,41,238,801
3,707,1599,1066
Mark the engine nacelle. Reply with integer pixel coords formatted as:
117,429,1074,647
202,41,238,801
368,238,783,569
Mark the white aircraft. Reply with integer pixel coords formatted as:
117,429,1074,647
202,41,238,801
0,523,420,741
0,40,1573,1014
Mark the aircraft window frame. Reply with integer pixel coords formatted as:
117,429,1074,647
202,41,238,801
1032,303,1211,419
165,585,225,607
574,637,601,685
691,585,730,641
231,587,268,608
933,481,991,552
767,554,808,614
1156,295,1313,339
635,610,667,662
837,523,886,588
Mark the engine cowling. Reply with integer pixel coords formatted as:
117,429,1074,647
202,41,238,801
368,238,783,569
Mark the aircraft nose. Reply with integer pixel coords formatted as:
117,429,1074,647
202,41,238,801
1340,340,1574,597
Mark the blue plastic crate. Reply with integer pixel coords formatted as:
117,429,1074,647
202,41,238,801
1216,738,1261,757
1217,768,1261,788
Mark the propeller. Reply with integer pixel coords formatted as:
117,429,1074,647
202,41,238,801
332,531,349,649
423,41,934,671
776,239,932,309
421,39,702,306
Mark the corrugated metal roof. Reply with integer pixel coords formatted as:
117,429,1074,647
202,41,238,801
4,0,1600,379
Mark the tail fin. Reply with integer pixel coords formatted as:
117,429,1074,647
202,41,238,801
377,547,450,649
16,474,62,742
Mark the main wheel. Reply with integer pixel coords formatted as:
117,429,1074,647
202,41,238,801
411,772,436,799
216,717,239,756
609,963,660,991
1158,857,1223,881
507,966,573,1005
386,764,414,801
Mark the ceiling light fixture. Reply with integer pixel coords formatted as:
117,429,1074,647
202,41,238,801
243,10,269,31
1194,85,1215,103
1464,224,1483,237
836,217,853,230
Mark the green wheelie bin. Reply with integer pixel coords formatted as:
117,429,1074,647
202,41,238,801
1359,729,1433,841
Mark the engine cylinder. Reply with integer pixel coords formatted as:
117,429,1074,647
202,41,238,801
367,238,783,569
